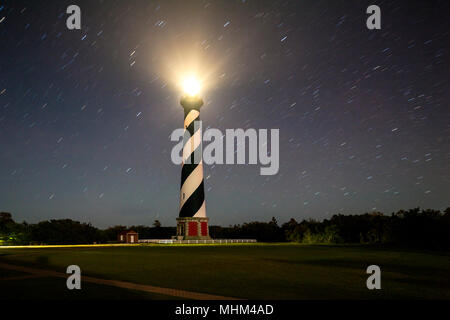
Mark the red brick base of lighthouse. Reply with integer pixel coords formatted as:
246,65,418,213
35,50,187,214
175,217,211,240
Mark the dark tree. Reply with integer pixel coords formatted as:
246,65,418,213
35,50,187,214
153,220,162,228
0,212,15,232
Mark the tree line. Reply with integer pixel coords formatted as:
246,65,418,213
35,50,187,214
1,207,449,249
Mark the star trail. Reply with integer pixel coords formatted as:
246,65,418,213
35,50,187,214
0,0,448,228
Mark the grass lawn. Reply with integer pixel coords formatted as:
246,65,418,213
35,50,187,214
0,243,449,299
0,271,175,300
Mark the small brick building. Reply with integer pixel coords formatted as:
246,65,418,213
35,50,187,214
118,230,139,243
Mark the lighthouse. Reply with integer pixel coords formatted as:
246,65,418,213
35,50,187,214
176,77,211,240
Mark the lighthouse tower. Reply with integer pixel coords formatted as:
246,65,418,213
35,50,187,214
176,92,211,240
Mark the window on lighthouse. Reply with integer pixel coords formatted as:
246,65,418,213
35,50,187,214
183,193,185,199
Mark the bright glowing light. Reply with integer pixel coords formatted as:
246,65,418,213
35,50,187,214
182,77,201,96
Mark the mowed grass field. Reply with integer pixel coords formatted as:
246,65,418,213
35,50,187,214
0,244,449,300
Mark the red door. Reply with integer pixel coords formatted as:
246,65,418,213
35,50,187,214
201,222,208,236
188,222,198,236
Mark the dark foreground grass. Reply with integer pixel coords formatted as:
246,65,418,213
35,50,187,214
0,243,449,299
0,271,174,300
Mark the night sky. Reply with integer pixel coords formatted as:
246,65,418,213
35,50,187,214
0,0,448,228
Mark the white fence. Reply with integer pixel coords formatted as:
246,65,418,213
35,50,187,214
138,239,257,244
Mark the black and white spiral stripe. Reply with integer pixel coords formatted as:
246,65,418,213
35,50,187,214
179,108,206,218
